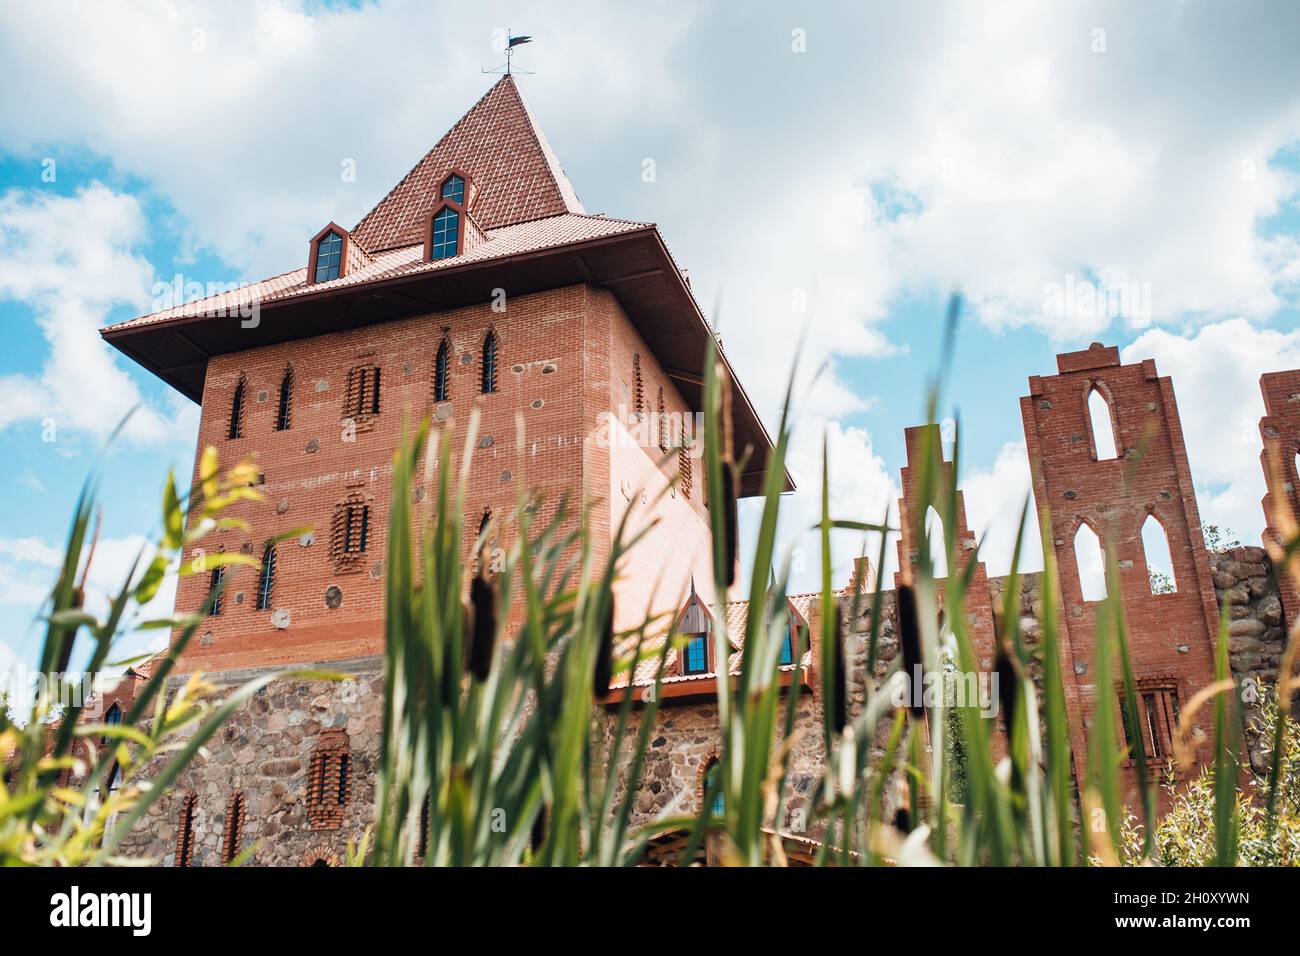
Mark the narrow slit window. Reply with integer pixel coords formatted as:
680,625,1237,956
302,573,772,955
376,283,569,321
1142,514,1177,594
633,353,644,420
275,366,294,431
658,387,668,452
679,447,693,499
1073,523,1107,601
228,376,246,439
434,339,450,402
481,332,498,394
256,544,277,610
1088,386,1118,460
207,566,225,616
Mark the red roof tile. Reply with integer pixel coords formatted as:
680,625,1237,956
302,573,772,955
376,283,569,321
350,74,585,253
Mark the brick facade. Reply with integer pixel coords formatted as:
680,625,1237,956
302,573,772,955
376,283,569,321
1020,342,1221,799
1258,370,1300,626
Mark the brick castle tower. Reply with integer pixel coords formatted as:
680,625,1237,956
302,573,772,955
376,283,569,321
103,75,781,677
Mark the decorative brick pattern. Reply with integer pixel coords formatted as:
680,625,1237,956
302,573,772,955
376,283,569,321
174,792,196,868
220,791,246,865
329,494,371,574
306,729,352,830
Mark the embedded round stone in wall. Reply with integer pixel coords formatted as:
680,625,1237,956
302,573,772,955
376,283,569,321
531,399,543,409
500,470,512,483
259,759,302,777
1062,490,1077,499
234,591,245,605
306,438,320,454
512,363,525,374
413,486,425,502
479,435,494,448
459,352,473,365
276,498,290,515
325,585,343,609
256,389,269,403
370,561,384,580
541,362,557,374
435,403,453,421
299,532,315,548
200,631,215,647
316,379,329,392
240,542,253,554
271,608,291,630
404,363,413,375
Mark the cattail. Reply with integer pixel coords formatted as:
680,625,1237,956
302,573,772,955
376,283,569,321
720,461,737,587
468,575,495,681
896,582,925,717
829,604,848,732
530,803,548,854
593,598,614,698
995,646,1019,737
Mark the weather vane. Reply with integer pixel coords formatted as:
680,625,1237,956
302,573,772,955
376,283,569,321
483,30,533,76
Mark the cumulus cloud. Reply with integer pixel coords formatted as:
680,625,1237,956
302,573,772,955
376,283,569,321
0,184,191,442
1124,319,1300,546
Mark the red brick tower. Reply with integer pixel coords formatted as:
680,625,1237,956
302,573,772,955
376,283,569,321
1020,343,1219,795
893,423,997,671
102,76,784,675
1258,370,1300,626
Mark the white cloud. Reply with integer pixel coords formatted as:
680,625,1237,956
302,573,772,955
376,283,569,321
1124,319,1300,546
0,184,189,443
960,441,1042,577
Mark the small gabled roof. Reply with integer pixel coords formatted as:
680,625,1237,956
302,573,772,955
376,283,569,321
351,74,585,252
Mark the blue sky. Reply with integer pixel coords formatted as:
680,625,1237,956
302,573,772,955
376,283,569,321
1,0,1298,693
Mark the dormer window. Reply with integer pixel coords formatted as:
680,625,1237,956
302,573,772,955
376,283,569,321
308,223,355,284
441,173,465,205
314,231,343,281
431,207,460,260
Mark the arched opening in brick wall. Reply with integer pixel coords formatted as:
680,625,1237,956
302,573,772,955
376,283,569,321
1073,522,1107,601
175,793,197,868
228,374,246,440
1087,386,1118,460
925,506,948,578
1141,514,1177,594
275,365,294,431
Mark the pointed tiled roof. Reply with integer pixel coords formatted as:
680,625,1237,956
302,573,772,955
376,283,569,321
350,74,585,253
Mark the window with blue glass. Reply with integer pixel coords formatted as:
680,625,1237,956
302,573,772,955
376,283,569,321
431,207,459,260
779,627,796,665
314,230,343,282
704,761,724,817
441,173,465,205
682,633,709,675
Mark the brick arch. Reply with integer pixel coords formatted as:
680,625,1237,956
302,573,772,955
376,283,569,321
302,845,342,867
1081,377,1120,461
696,752,722,813
1068,516,1109,601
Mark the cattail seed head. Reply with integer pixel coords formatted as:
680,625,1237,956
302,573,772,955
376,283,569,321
720,462,737,588
468,575,495,681
995,646,1019,738
594,599,614,698
830,604,848,732
896,583,925,717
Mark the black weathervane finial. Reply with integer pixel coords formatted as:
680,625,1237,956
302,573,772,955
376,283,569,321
484,30,534,76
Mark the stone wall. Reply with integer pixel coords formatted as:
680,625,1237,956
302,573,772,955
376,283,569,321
117,549,1289,865
119,657,383,867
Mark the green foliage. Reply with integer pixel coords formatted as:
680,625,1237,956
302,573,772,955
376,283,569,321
0,447,331,866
